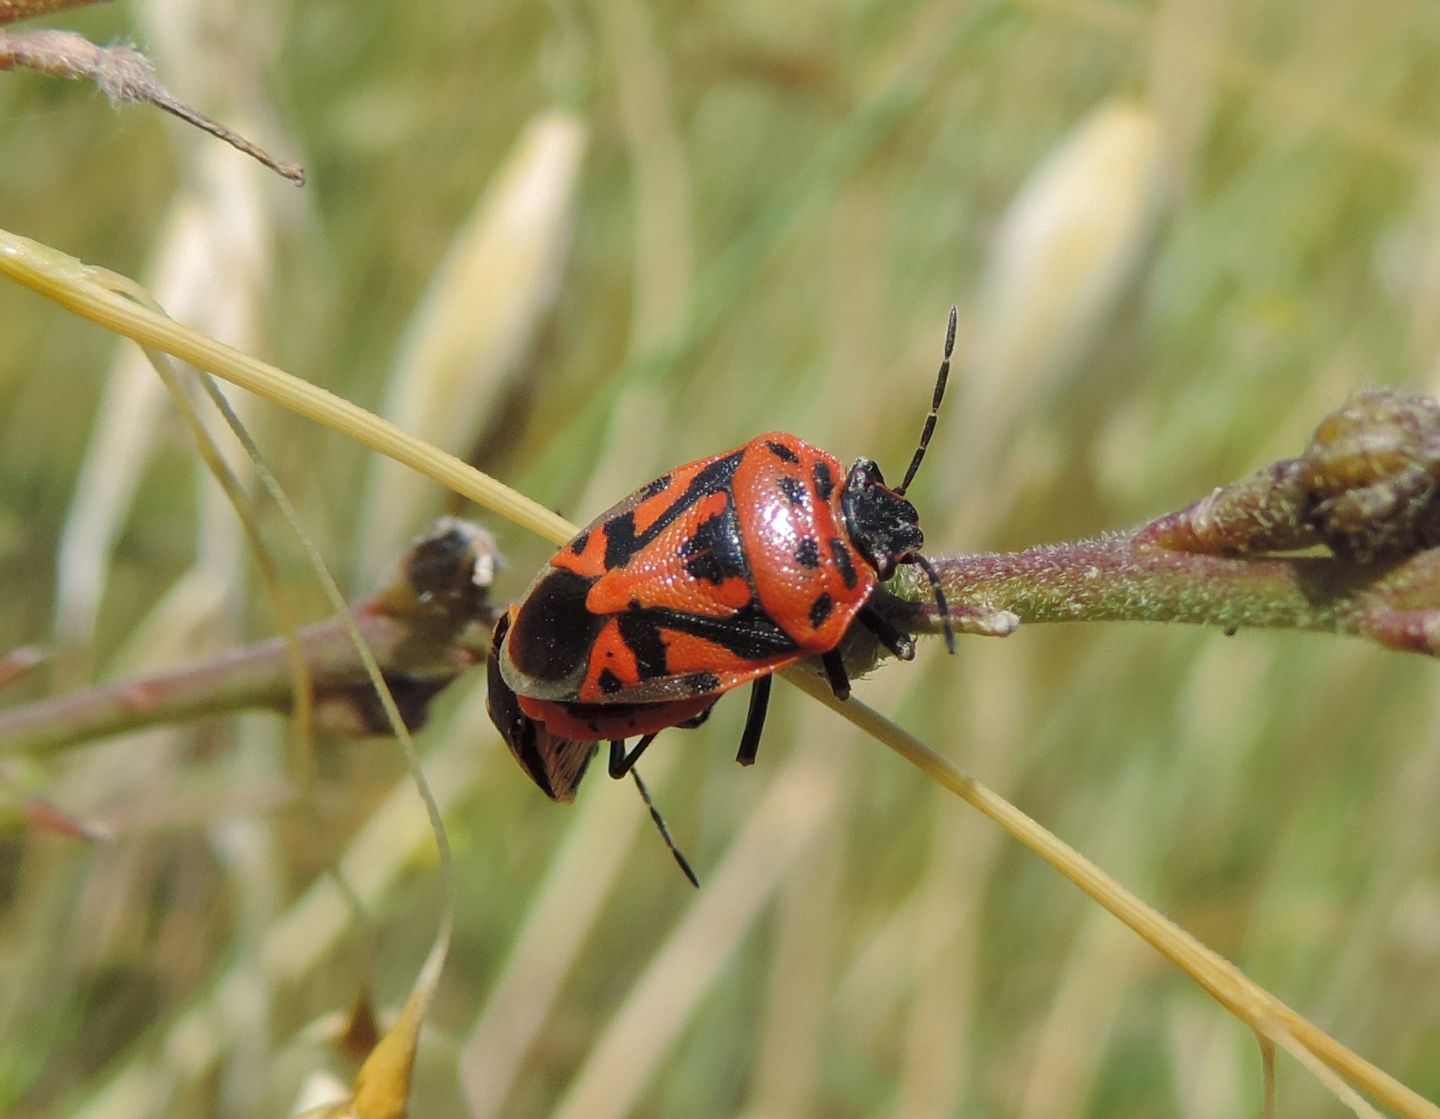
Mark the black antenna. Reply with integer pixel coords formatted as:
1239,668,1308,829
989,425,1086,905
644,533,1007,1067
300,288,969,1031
630,768,699,888
908,552,955,654
895,306,958,497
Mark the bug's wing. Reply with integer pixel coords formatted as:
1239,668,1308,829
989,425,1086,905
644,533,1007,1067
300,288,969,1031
549,446,750,582
566,434,867,706
502,543,820,706
562,604,812,704
501,447,754,699
503,434,860,708
487,615,597,801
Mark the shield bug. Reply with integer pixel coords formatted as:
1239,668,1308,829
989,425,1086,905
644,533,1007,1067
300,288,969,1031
488,308,959,802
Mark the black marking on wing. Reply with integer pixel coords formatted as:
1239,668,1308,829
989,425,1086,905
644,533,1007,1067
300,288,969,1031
644,601,799,661
597,668,624,694
765,440,800,463
794,538,820,568
808,593,834,629
812,460,835,501
829,537,859,589
603,451,744,568
569,529,590,554
681,506,748,585
778,476,806,506
617,611,670,680
487,615,597,801
639,473,672,499
685,672,722,695
508,569,604,683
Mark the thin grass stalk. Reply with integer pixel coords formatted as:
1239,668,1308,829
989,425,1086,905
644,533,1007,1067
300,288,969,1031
547,754,843,1119
782,669,1440,1119
0,229,575,548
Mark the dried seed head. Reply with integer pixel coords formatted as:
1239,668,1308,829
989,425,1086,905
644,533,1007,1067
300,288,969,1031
373,517,499,626
1302,390,1440,563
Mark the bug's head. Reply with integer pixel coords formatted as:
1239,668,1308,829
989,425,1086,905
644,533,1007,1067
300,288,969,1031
842,458,957,655
841,458,925,580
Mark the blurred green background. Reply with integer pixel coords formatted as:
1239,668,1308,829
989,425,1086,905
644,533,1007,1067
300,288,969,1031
2,0,1439,1115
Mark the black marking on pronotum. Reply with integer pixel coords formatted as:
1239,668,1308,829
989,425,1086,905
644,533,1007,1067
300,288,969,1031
507,569,604,683
616,612,670,680
812,460,834,501
794,537,820,568
570,529,590,554
603,451,744,568
778,476,806,506
597,668,624,694
643,602,799,661
680,507,748,585
765,439,800,463
808,592,834,629
829,537,859,589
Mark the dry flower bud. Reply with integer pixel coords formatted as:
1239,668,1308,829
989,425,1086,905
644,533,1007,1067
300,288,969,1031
376,518,498,627
1144,390,1440,567
1301,390,1440,563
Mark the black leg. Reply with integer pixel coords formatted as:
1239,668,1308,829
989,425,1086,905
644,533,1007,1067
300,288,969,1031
857,603,916,661
676,705,714,730
629,769,699,888
609,733,659,779
735,675,772,767
907,552,956,654
821,648,851,700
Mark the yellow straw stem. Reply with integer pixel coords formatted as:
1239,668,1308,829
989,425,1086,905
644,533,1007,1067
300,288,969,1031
0,229,576,548
782,668,1439,1119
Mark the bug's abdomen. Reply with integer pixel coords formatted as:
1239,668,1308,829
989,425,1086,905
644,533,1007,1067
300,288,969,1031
518,693,716,741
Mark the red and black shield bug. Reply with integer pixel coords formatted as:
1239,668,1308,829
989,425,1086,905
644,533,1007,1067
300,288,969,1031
488,308,959,806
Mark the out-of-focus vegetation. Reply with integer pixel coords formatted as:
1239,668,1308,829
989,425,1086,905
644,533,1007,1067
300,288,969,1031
2,0,1439,1116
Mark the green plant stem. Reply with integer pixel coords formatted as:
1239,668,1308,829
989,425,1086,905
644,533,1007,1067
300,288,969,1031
0,608,475,758
12,529,1438,759
902,531,1440,655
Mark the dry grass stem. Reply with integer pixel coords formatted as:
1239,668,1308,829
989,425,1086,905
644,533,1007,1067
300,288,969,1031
782,670,1439,1119
356,111,585,580
0,27,303,183
0,229,575,547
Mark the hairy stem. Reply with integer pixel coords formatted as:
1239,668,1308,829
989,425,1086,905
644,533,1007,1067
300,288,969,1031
894,531,1440,656
0,519,497,758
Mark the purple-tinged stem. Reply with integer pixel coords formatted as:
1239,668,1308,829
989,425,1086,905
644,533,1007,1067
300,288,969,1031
901,531,1440,655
